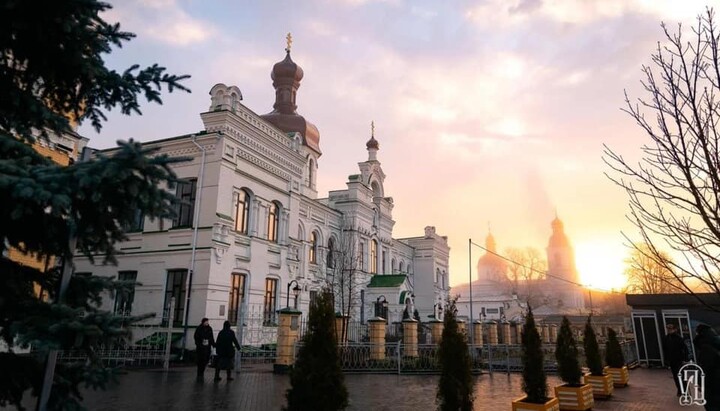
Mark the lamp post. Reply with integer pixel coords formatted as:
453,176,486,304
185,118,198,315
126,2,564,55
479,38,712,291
375,295,388,321
286,280,301,309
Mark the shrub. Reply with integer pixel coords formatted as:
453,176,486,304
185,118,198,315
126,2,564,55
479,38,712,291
436,299,474,411
285,291,348,411
583,315,604,376
521,306,548,403
605,328,625,368
555,316,582,386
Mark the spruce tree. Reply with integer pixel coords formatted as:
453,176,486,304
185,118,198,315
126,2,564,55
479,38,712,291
583,316,604,376
520,306,548,404
604,328,625,368
555,316,582,386
285,291,348,411
436,299,474,411
0,1,189,409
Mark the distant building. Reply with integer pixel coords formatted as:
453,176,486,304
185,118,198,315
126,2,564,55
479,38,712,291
73,46,449,342
454,216,586,323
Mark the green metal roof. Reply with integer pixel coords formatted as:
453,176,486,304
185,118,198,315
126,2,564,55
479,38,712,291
368,274,407,288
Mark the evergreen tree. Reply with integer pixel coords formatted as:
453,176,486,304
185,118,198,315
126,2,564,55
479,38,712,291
583,316,604,376
520,306,548,404
604,328,625,368
555,316,582,386
285,291,348,411
0,1,189,409
436,299,473,411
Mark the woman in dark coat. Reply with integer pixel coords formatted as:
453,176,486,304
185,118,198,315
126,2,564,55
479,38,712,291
214,320,241,381
694,324,720,411
193,318,215,378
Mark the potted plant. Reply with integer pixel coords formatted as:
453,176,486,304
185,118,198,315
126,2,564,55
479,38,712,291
512,306,560,411
604,327,629,387
582,316,613,399
554,317,594,411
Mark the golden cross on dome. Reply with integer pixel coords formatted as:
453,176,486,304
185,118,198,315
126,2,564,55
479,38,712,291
371,121,375,137
285,32,293,52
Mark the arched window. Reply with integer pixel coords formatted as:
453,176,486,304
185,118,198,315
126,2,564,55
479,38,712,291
399,261,404,273
235,189,250,234
267,202,279,242
370,240,378,274
327,237,336,269
310,231,319,264
391,258,396,273
442,270,447,289
228,273,246,324
435,268,440,284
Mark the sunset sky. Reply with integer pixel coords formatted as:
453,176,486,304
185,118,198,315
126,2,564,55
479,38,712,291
83,0,713,291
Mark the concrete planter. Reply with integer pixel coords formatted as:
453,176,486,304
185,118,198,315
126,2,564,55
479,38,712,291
511,396,560,411
583,373,614,399
604,365,629,387
553,384,594,411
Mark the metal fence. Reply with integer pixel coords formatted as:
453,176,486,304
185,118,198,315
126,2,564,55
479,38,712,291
295,339,639,375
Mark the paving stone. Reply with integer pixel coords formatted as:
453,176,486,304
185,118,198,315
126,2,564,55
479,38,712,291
73,366,700,410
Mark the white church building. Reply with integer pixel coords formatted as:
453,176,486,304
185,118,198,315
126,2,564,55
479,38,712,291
73,45,450,343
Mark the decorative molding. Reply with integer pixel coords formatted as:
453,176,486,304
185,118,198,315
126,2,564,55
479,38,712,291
236,148,291,181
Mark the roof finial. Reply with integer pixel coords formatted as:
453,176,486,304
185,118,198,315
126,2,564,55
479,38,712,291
487,221,491,233
555,207,558,219
285,32,293,53
371,120,375,138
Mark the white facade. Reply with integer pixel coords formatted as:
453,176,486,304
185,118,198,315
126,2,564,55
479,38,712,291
74,51,450,340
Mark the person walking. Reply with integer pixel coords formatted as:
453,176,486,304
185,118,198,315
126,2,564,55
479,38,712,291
214,320,241,382
664,323,688,397
193,318,215,378
694,324,720,411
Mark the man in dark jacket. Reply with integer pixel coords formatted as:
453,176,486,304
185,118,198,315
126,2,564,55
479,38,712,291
194,318,215,378
695,324,720,411
664,323,689,396
214,320,241,382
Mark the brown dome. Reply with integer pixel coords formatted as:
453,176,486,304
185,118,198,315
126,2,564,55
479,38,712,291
366,135,379,150
261,49,321,154
271,51,304,83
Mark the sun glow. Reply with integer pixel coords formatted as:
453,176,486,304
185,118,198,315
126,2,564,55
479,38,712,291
574,241,627,291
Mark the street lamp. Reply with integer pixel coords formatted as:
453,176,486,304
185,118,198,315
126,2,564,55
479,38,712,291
375,295,388,321
286,280,301,309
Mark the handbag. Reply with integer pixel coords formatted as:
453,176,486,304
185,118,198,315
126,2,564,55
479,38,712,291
208,348,217,368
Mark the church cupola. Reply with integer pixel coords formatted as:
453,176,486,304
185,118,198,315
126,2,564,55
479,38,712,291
366,121,379,161
260,33,321,155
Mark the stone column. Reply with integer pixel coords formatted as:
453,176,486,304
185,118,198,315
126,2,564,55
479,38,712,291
274,308,302,373
368,317,387,360
473,320,484,346
550,324,558,344
542,324,550,344
457,320,467,339
430,319,444,345
502,321,511,344
334,314,349,344
488,321,498,345
402,318,418,357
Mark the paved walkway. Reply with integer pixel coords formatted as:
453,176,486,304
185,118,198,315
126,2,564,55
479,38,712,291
77,365,700,411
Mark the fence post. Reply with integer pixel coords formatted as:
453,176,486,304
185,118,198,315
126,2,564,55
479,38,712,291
369,317,387,360
397,340,402,374
164,297,175,370
274,307,302,374
235,300,245,373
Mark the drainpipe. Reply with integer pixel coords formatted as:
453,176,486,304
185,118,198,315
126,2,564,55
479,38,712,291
180,133,208,360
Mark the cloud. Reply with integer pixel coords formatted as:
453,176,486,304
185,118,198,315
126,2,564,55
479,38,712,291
104,0,215,46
